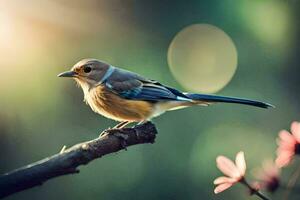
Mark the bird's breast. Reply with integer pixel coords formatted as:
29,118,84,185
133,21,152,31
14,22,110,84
84,85,154,122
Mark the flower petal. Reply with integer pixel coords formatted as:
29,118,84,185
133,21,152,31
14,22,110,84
259,160,280,180
214,183,233,194
235,151,246,176
276,152,293,167
214,176,236,185
277,140,296,151
291,122,300,143
276,149,295,158
216,156,240,178
279,130,296,144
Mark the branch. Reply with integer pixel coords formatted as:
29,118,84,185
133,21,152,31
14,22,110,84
0,122,157,198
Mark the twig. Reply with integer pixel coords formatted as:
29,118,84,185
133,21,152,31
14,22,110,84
241,178,271,200
0,122,157,198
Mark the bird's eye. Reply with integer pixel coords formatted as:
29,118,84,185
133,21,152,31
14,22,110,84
83,66,92,73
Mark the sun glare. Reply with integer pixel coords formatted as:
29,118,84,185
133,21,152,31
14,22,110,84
0,12,14,49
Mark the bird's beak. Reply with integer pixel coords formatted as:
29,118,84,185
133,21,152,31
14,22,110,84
57,70,77,78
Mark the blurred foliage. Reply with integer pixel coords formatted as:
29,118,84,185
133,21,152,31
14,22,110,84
0,0,300,199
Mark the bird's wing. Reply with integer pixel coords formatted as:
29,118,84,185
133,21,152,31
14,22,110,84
104,69,189,101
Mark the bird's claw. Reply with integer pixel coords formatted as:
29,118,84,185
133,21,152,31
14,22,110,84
99,127,121,137
99,130,109,137
60,145,67,154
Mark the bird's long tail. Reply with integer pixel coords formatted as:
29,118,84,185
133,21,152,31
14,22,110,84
184,93,274,109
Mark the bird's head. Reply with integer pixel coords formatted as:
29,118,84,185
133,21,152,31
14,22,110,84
58,58,111,90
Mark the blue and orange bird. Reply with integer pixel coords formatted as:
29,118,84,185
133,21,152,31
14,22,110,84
58,59,273,128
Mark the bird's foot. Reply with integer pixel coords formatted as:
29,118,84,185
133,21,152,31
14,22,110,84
100,129,115,137
100,127,121,137
99,121,130,137
59,145,67,154
100,121,149,137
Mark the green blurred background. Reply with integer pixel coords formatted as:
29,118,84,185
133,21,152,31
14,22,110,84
1,0,300,199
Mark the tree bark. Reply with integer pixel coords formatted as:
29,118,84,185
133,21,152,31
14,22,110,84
0,122,157,198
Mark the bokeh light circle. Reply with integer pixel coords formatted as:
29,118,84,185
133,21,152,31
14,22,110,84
168,24,238,93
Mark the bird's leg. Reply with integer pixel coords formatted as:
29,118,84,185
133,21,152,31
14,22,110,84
59,145,67,154
113,121,130,129
136,120,148,126
100,121,130,137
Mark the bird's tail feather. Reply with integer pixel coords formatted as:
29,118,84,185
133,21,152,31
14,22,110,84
184,93,274,109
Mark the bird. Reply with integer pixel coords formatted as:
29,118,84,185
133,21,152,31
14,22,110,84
58,58,273,129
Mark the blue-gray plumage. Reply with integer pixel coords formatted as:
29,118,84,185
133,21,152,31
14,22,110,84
58,59,274,128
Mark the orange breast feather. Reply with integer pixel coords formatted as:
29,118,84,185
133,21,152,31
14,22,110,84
86,86,154,122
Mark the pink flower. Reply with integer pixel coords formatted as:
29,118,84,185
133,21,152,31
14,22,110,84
214,151,246,194
253,160,280,193
276,121,300,167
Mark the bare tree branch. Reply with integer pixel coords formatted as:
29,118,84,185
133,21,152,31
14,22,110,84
0,122,157,198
